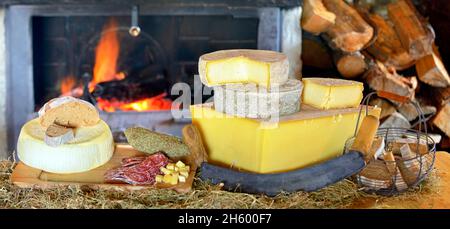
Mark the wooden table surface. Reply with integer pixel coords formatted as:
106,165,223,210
351,151,450,209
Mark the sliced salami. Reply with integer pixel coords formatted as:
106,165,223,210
104,152,169,185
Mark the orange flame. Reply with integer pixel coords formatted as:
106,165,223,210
58,18,174,112
60,76,76,95
91,19,121,92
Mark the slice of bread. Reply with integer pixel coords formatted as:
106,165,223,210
39,96,100,129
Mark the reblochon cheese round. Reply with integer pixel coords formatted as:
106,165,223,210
213,79,303,119
17,118,114,174
198,49,289,88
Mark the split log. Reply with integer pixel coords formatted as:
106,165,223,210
369,98,396,120
301,31,334,69
442,137,450,149
418,86,450,138
421,85,450,108
432,87,450,107
387,0,433,59
396,99,436,122
364,60,417,100
301,0,336,35
334,51,367,79
423,86,450,138
365,13,415,70
415,51,450,87
322,0,374,53
433,103,450,138
380,112,411,129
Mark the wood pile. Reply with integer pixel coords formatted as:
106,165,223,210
301,0,450,149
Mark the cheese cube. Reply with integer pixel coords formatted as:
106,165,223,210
170,173,179,185
302,78,364,109
155,175,163,183
160,167,172,175
191,103,380,173
166,163,175,170
178,175,187,183
198,49,289,88
178,166,190,173
180,171,189,178
163,174,172,184
175,161,186,168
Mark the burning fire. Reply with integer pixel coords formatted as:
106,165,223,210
59,18,173,112
60,76,77,95
91,19,122,92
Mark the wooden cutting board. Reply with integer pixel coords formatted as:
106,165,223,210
11,144,198,193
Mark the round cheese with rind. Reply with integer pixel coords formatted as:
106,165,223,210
198,49,289,88
17,118,114,174
213,79,303,119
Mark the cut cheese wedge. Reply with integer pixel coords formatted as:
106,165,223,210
17,118,114,174
198,49,289,88
191,103,380,174
302,78,364,109
214,79,303,119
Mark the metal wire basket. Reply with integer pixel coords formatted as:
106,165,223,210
344,92,436,196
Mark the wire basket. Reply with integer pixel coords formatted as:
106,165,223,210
344,92,436,196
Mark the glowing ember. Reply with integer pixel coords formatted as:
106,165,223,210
96,93,175,112
60,76,76,95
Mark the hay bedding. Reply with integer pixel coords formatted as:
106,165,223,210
0,160,438,209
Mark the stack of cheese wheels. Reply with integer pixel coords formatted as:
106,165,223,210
193,49,370,174
17,96,114,174
199,49,303,118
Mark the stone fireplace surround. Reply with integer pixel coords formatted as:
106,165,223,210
0,0,302,159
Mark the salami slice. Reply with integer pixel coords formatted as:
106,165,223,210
104,152,169,185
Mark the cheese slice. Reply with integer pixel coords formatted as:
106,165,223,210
191,103,380,174
214,79,303,119
198,49,289,88
17,118,114,174
302,78,364,109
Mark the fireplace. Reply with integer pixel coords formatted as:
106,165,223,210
4,1,303,154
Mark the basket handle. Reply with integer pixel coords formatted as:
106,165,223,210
376,91,410,104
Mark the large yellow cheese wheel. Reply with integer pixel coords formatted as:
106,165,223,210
17,118,114,174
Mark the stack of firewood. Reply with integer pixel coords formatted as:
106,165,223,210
301,0,450,149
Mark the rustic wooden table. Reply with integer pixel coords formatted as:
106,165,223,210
350,151,450,209
3,151,450,209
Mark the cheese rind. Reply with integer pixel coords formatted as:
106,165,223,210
18,119,114,174
302,78,364,109
213,79,303,119
191,103,379,174
199,49,289,88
